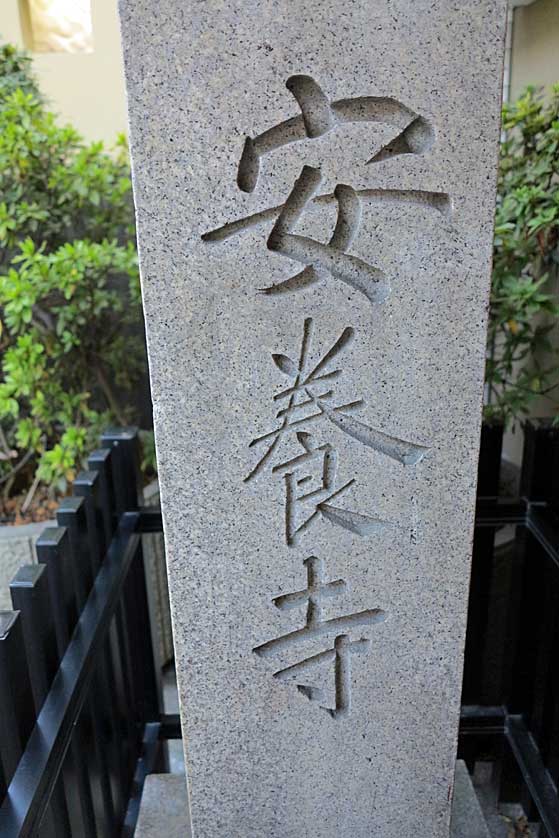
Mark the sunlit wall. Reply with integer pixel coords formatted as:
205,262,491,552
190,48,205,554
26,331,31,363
20,0,94,53
2,0,127,143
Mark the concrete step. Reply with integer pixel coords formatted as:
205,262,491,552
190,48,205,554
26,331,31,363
135,774,191,838
451,760,492,838
135,761,490,837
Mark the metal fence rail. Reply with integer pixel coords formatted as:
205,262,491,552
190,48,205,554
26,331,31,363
459,419,559,838
0,429,163,838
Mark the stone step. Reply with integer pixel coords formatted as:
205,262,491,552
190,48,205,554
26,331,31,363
135,761,490,838
135,774,191,838
451,761,492,838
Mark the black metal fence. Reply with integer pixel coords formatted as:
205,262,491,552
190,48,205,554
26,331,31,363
0,421,558,836
459,419,559,838
0,429,167,837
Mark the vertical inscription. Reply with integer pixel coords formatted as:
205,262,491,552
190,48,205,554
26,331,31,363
245,317,429,546
254,556,386,719
203,73,447,718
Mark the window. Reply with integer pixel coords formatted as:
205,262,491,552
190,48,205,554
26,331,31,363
19,0,94,54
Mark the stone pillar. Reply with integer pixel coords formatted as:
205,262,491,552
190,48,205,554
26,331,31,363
118,2,507,835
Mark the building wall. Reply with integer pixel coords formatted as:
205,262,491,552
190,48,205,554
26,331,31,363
511,0,559,98
2,1,557,153
1,0,127,144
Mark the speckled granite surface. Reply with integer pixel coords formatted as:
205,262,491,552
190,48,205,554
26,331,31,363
135,775,191,838
135,762,490,838
118,2,507,835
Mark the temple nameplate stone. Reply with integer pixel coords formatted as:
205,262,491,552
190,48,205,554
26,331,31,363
118,1,507,836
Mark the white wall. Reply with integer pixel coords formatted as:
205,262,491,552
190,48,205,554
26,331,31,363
1,0,127,144
511,0,559,98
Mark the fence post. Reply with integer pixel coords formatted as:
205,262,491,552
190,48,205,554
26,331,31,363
10,565,72,837
56,496,94,605
521,422,559,800
36,528,77,653
101,427,143,516
36,527,98,838
73,470,106,571
88,448,116,545
462,421,504,706
0,613,35,802
510,422,559,718
89,445,142,789
477,421,504,498
56,496,117,836
102,429,162,744
73,467,132,824
520,419,559,513
497,420,559,818
10,566,59,716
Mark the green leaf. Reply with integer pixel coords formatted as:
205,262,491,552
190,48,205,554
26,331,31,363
0,41,153,505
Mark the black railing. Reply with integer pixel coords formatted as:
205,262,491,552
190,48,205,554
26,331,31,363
0,429,166,838
1,421,559,836
459,419,559,838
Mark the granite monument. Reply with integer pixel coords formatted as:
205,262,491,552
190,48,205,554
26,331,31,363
118,2,507,835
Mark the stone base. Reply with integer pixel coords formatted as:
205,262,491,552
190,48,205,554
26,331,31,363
135,774,192,838
142,479,174,668
135,761,490,838
450,761,491,838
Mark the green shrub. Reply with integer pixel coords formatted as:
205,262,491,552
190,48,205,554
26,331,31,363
0,43,40,101
486,85,559,426
0,43,152,512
